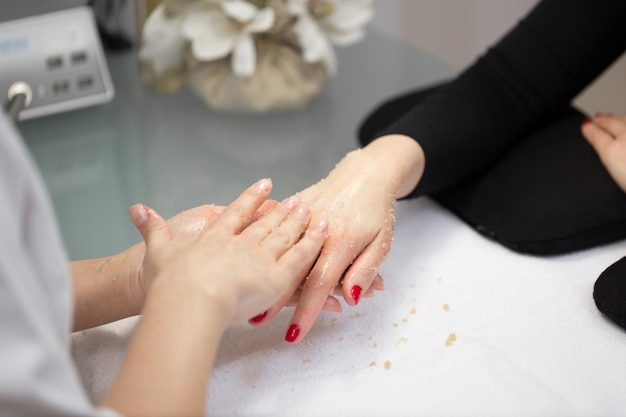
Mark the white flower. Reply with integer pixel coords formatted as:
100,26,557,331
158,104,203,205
286,0,336,77
182,0,275,77
140,2,196,77
287,0,373,77
315,0,374,46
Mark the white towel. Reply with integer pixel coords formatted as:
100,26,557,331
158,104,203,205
72,197,626,416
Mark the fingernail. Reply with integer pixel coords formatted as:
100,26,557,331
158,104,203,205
296,203,310,216
351,285,362,305
285,324,300,342
582,118,591,126
132,204,149,227
316,219,328,234
594,112,603,119
256,178,271,192
282,195,300,210
249,311,268,324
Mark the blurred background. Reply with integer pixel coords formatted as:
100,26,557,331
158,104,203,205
369,0,626,115
2,0,624,114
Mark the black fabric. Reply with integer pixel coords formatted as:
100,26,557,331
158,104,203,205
359,0,626,198
594,257,626,330
359,83,626,255
434,110,626,255
357,0,626,255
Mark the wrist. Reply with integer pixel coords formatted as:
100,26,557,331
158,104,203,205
115,242,147,316
71,243,145,331
102,271,231,416
147,271,236,329
360,134,425,198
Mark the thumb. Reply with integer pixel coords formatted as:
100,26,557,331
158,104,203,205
129,204,172,248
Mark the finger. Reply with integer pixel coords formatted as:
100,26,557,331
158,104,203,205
362,285,376,298
261,202,311,258
251,258,386,327
594,113,626,137
242,195,300,242
285,292,343,311
167,205,224,237
129,204,172,248
302,281,343,297
278,218,327,266
342,235,391,306
297,275,386,296
582,118,615,162
258,272,341,326
284,237,361,343
255,200,278,217
371,274,385,291
172,199,277,240
249,292,341,326
249,219,328,326
209,178,273,235
190,202,280,220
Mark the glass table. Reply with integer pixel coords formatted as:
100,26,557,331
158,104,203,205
20,29,455,260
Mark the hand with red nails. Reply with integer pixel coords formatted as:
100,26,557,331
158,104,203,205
582,113,626,193
100,179,326,416
249,134,425,343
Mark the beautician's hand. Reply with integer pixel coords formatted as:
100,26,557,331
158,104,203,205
102,180,326,416
250,135,426,343
167,201,275,237
123,200,277,312
132,179,327,325
72,201,279,331
582,113,626,193
134,201,341,315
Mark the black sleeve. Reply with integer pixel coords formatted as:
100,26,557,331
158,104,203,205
359,0,626,198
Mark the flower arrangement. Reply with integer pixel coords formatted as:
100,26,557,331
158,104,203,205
139,0,374,112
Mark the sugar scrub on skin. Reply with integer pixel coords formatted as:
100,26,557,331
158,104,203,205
183,217,208,234
170,211,210,236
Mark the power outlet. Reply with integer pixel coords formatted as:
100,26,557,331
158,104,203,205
0,6,114,120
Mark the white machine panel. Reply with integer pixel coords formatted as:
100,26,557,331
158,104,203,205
0,6,114,120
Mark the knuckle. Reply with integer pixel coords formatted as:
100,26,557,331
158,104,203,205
144,220,165,236
329,222,350,239
270,230,294,247
254,223,273,237
286,244,314,264
229,203,250,219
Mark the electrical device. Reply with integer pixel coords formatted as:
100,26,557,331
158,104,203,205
0,6,114,121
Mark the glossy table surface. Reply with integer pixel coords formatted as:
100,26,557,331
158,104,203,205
20,29,454,261
19,30,626,417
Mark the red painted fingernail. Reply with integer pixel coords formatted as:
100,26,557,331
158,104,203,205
582,118,591,125
351,285,363,305
594,112,603,119
285,324,300,342
249,311,268,324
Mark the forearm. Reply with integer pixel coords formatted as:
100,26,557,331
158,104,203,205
70,243,144,331
100,278,230,417
359,133,425,199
